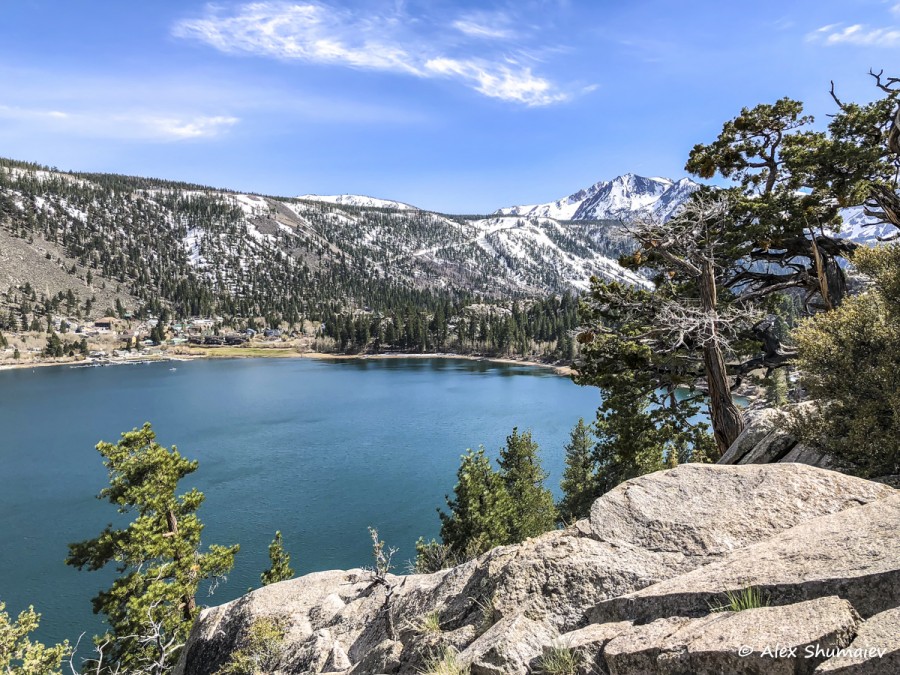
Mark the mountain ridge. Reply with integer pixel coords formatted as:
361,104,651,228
496,173,703,222
296,194,419,211
1,158,893,334
0,159,647,332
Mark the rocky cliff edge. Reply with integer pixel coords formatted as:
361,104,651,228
175,463,899,675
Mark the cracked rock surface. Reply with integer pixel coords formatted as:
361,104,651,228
174,464,898,675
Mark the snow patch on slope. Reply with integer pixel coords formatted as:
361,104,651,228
467,216,650,290
297,194,418,211
836,206,899,244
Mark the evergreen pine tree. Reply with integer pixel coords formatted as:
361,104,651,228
591,375,714,497
261,531,294,586
438,447,512,556
558,419,597,524
43,332,63,357
592,382,667,496
497,428,556,541
0,602,68,675
66,424,239,673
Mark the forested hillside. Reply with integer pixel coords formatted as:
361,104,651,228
0,158,635,358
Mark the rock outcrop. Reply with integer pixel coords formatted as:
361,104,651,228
815,607,900,673
603,597,860,675
175,464,898,675
590,493,900,624
718,405,833,468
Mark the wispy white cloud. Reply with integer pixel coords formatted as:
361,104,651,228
173,2,572,106
452,20,516,40
0,61,430,150
771,17,795,32
0,103,239,141
807,22,900,47
173,3,422,75
892,3,900,17
424,58,566,105
145,115,239,139
451,11,519,40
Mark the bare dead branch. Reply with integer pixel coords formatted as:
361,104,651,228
829,80,847,110
869,68,900,94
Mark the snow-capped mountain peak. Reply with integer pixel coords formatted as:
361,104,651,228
297,193,418,211
497,173,700,222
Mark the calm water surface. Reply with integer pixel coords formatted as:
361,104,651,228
0,357,600,645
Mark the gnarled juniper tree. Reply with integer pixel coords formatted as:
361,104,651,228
578,72,900,459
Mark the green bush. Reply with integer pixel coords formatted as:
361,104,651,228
216,618,285,675
793,245,900,478
0,602,68,675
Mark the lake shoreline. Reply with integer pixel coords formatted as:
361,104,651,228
0,349,576,377
299,351,575,376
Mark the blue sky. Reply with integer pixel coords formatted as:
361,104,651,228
0,0,897,212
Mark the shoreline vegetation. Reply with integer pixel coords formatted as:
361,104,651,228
0,346,576,377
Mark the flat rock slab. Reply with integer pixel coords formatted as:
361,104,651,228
592,494,900,626
604,597,860,675
391,526,691,638
459,612,558,675
815,607,900,674
589,464,893,561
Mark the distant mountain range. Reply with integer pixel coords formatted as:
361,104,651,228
496,173,702,222
0,161,650,327
297,173,704,224
495,173,896,246
0,158,895,325
833,205,898,245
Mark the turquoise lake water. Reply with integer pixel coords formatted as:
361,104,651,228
0,357,602,646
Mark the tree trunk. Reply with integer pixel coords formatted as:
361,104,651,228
703,343,744,457
888,104,900,155
699,261,745,457
166,507,197,621
809,231,833,311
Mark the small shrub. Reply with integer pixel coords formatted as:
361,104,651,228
412,539,457,574
368,526,398,582
537,645,579,675
470,594,498,635
417,610,442,635
411,538,483,574
710,586,769,613
216,617,285,675
419,646,468,675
